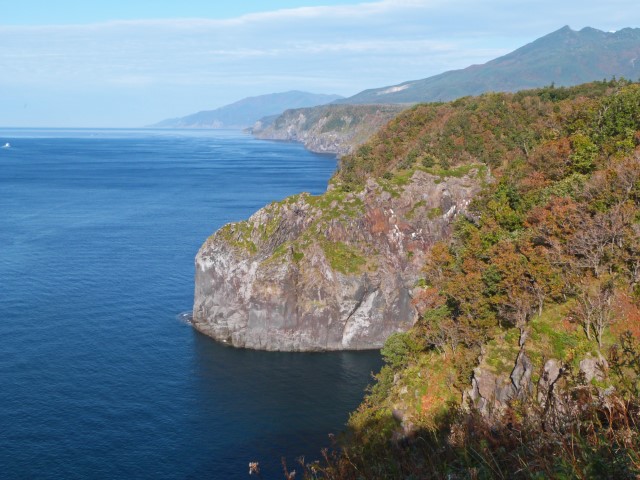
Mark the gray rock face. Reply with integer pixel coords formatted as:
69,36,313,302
468,369,515,416
467,346,616,420
468,349,534,416
538,359,562,407
511,350,534,398
579,354,609,383
193,169,484,351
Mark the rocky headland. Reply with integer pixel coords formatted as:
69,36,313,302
251,103,406,156
193,166,485,351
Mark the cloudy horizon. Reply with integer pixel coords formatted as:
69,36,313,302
2,0,640,127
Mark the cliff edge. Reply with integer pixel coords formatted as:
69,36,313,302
193,167,484,350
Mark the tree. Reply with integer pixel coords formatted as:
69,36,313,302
381,332,421,369
568,212,611,278
490,241,538,344
573,277,616,349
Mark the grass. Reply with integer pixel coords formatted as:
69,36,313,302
388,169,415,186
260,239,306,268
377,169,417,198
427,207,443,220
321,241,366,274
216,221,257,255
480,301,602,380
483,331,521,376
418,162,487,180
306,189,365,220
524,301,602,375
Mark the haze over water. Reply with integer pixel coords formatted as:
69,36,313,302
0,129,381,479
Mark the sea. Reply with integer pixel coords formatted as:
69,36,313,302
0,128,382,479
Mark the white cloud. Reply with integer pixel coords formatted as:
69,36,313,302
1,0,639,126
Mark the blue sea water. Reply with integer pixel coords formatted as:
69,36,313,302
0,129,381,479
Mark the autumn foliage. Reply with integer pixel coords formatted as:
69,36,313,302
298,80,640,479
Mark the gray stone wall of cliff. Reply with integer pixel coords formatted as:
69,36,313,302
193,169,485,351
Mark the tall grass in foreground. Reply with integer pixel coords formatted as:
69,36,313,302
275,386,639,479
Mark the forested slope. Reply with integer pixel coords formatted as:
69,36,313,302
292,80,640,479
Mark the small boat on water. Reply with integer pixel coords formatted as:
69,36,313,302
2,142,10,148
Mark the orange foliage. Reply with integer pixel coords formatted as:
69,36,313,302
528,137,572,180
611,292,640,340
412,287,445,316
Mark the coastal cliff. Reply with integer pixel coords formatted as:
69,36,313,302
193,167,484,351
251,104,406,156
194,80,640,476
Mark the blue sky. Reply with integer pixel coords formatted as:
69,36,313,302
3,1,357,24
2,0,639,127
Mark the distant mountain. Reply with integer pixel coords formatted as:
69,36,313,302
152,91,343,128
337,26,640,104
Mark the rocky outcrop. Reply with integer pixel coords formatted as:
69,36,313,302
579,353,609,383
467,368,516,416
537,358,562,407
193,168,485,351
467,346,610,417
251,104,406,156
467,348,535,416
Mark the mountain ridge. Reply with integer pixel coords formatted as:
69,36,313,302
151,90,343,129
336,26,640,104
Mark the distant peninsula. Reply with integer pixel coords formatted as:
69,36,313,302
150,90,343,129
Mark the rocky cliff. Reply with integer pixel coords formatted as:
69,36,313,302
251,104,406,156
193,167,485,351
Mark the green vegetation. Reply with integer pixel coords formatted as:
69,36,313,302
321,241,366,275
260,241,305,268
405,200,426,220
426,207,442,220
257,202,283,241
305,189,365,220
216,221,257,254
286,80,640,479
420,162,487,180
334,80,624,191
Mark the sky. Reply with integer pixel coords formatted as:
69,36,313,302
2,0,640,127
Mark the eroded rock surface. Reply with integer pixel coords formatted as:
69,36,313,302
193,169,485,351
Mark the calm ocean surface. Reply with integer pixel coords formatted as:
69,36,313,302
0,129,381,479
